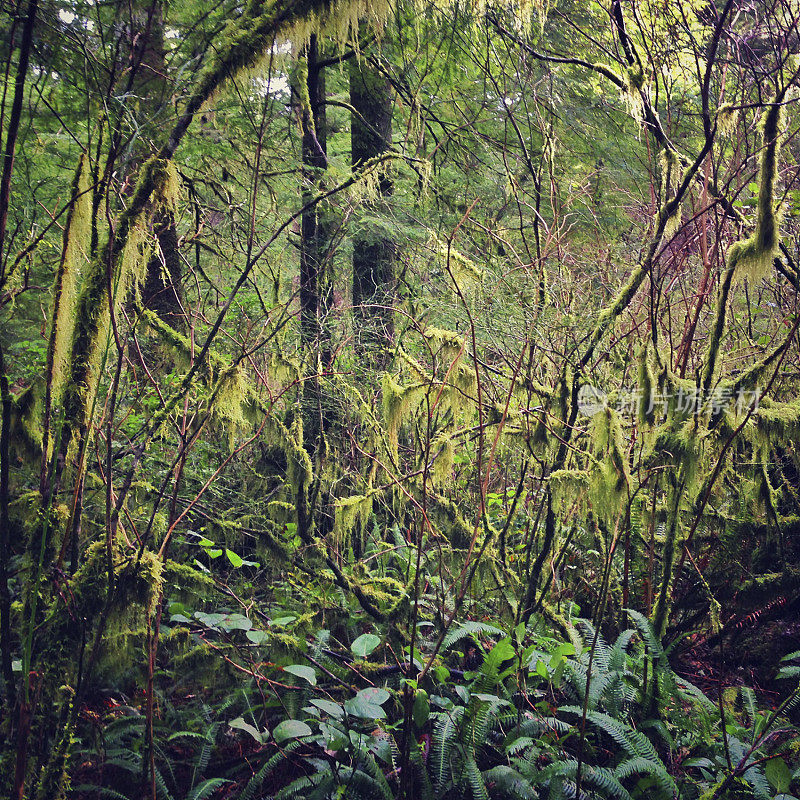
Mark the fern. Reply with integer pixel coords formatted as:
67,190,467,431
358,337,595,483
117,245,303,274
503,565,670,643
186,778,231,800
626,609,664,662
74,786,133,800
483,765,537,799
465,753,489,800
409,744,435,800
613,754,678,794
539,760,632,799
442,621,506,651
275,772,324,799
356,749,395,800
239,740,305,800
727,735,772,799
609,629,636,673
559,706,678,797
432,704,465,792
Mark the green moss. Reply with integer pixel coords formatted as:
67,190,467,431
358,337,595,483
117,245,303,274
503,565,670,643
729,102,784,282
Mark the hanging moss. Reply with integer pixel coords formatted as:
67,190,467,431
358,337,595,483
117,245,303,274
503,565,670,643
46,154,91,415
753,399,800,441
61,158,180,462
549,469,590,514
428,233,485,296
9,381,43,461
658,149,681,242
588,406,630,521
422,326,465,362
728,101,784,282
285,414,314,497
430,432,455,487
638,345,656,425
382,372,426,456
333,492,374,547
717,103,739,136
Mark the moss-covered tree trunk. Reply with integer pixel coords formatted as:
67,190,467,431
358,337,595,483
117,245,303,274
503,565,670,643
299,35,332,360
350,54,395,369
129,0,184,324
297,36,334,453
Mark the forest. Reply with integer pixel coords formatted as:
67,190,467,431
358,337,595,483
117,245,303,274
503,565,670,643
1,0,800,796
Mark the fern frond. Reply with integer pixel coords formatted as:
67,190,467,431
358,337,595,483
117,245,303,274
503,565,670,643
239,740,304,800
187,778,231,800
432,705,465,792
465,753,489,800
483,765,537,799
559,706,677,796
73,785,132,800
626,609,664,661
442,621,506,651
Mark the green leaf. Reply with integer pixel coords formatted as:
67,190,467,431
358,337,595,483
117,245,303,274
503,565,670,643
549,642,575,668
219,613,252,632
413,690,429,728
272,719,313,742
357,687,390,705
310,699,345,719
283,664,317,685
229,716,263,743
206,549,222,559
246,629,269,644
351,633,381,658
319,721,349,750
766,757,792,794
226,549,244,568
344,695,386,719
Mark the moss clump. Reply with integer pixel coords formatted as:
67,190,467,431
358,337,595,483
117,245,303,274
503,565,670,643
728,101,784,283
334,493,373,548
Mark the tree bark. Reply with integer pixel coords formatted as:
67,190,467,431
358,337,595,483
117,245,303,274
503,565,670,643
299,35,332,360
130,0,184,323
297,36,334,451
350,53,395,368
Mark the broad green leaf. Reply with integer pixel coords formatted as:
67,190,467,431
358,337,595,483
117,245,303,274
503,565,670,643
766,758,792,794
226,549,244,568
310,699,345,718
319,721,348,750
219,614,252,632
246,629,269,644
351,633,381,658
283,664,317,685
272,719,312,742
413,690,429,728
344,695,386,719
357,687,390,705
229,716,263,743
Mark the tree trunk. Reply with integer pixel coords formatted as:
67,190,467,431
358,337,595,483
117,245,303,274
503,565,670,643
350,54,395,369
298,35,331,358
297,36,333,451
130,0,184,323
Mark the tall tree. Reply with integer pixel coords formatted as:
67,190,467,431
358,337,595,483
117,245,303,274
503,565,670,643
129,0,184,323
350,50,395,368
